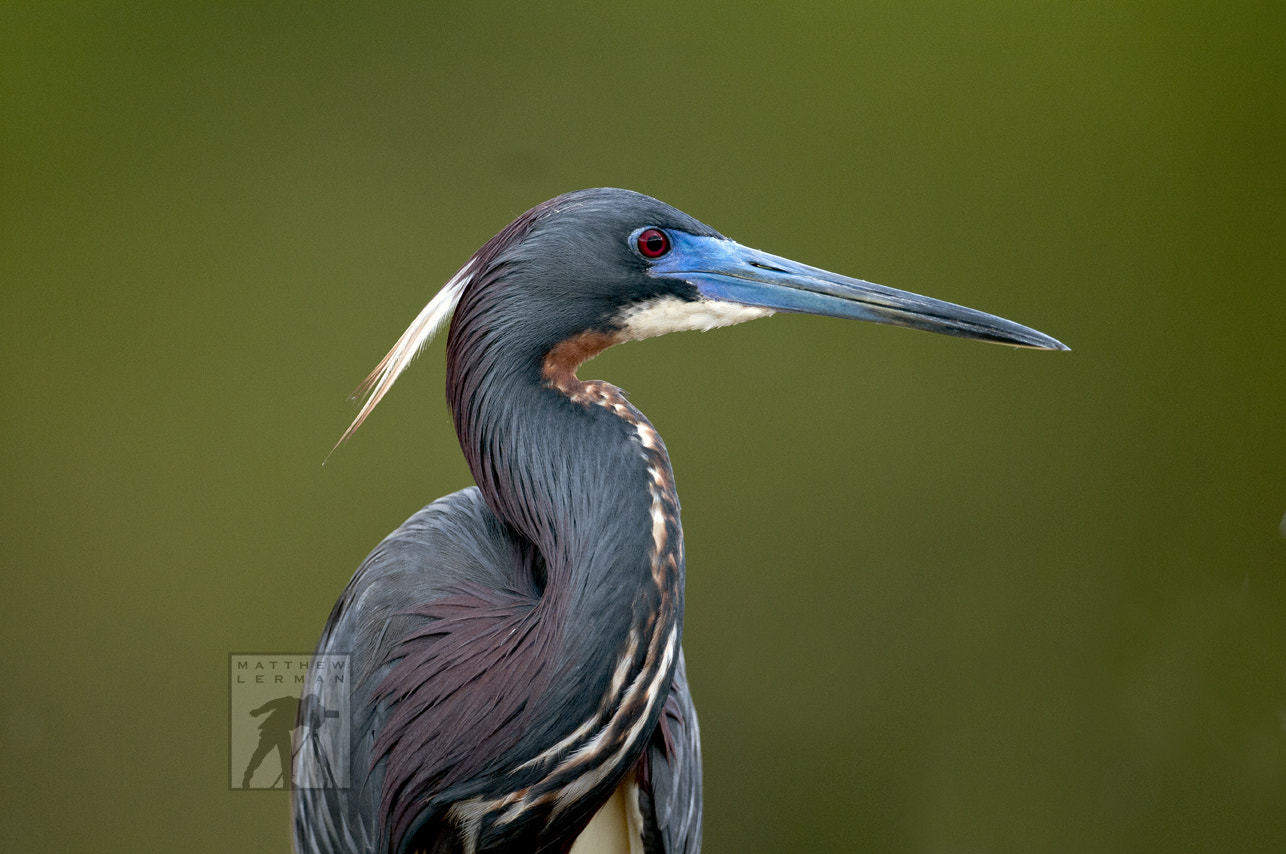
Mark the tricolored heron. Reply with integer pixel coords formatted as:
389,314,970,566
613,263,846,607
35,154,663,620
293,188,1066,854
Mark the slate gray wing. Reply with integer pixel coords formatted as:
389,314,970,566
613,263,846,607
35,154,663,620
638,650,702,854
292,487,527,854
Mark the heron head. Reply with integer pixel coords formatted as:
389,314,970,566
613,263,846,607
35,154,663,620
334,188,1066,449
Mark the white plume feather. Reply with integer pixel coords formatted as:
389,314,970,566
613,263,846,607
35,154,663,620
329,262,473,456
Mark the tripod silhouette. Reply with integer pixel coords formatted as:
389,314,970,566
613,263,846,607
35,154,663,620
292,693,341,789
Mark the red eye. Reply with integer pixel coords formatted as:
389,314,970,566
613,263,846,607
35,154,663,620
636,228,670,258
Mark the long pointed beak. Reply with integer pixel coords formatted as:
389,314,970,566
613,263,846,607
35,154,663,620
649,234,1068,350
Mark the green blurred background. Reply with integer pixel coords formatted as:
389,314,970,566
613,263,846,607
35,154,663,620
3,3,1283,851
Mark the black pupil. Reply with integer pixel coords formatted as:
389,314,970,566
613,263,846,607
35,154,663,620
640,230,667,257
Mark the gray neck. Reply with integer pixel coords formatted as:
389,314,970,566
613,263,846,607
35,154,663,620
447,353,685,845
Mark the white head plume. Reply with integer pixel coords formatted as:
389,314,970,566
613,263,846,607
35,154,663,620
330,262,474,456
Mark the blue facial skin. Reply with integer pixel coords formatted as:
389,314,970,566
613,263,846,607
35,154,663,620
640,229,1068,351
